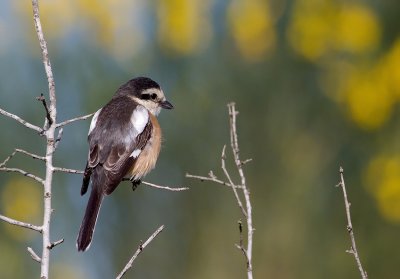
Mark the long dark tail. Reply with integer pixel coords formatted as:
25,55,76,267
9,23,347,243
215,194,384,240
77,169,104,252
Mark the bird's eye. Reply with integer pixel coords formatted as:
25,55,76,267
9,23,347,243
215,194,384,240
141,93,150,100
151,93,157,100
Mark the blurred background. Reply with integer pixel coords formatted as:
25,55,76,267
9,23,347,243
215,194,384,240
0,0,400,278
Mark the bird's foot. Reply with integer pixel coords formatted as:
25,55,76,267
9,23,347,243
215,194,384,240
130,179,142,191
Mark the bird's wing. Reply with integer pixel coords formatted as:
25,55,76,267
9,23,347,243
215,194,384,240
85,98,153,195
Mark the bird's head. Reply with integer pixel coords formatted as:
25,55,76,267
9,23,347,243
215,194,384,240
115,77,173,115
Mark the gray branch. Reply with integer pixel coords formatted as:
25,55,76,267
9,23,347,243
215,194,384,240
27,247,42,263
53,167,189,191
116,225,164,279
56,112,95,128
221,145,247,217
0,107,43,133
186,102,254,279
185,172,245,189
228,103,253,277
338,167,368,279
0,214,43,233
32,0,58,278
0,167,45,184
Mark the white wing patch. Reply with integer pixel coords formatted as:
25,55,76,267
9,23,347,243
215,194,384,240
88,108,102,135
131,105,149,135
129,149,141,158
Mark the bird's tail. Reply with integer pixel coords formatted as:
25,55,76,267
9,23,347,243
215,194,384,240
77,169,104,252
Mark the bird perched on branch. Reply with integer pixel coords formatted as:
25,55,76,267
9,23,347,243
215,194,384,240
77,77,173,252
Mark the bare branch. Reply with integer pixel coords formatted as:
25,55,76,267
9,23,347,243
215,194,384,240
27,247,42,263
32,1,57,278
0,167,45,184
56,112,95,128
36,93,53,126
0,150,17,167
0,214,43,233
235,220,250,268
0,149,45,169
141,181,189,191
186,103,254,279
338,167,368,279
227,102,253,277
16,148,46,161
32,1,56,105
53,167,188,191
47,238,64,250
53,167,83,174
116,225,165,279
221,145,247,217
0,107,43,133
54,127,63,149
185,172,245,189
121,178,189,191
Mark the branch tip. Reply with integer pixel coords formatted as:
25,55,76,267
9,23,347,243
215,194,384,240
47,238,64,250
36,93,53,126
27,247,42,263
116,225,164,279
337,166,368,279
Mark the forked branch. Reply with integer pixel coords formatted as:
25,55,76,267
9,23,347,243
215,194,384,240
186,102,254,279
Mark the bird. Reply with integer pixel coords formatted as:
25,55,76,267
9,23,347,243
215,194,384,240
77,77,173,252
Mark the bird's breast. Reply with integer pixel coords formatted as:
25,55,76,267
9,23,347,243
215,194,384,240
128,113,162,179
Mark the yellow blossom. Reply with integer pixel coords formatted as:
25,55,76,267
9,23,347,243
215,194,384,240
157,0,212,55
227,0,276,62
365,156,400,222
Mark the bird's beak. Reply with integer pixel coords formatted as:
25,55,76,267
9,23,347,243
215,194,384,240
160,100,174,109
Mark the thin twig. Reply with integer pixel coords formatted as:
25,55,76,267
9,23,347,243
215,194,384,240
0,107,43,133
0,214,43,233
122,178,189,191
338,167,368,279
56,112,95,128
0,167,45,184
0,150,17,167
221,145,247,217
47,238,64,249
53,167,83,174
116,225,164,279
36,93,53,126
228,102,253,277
54,127,63,149
53,167,188,191
27,247,42,263
141,181,189,191
235,220,250,268
186,103,254,279
185,173,245,189
15,148,46,161
0,149,45,168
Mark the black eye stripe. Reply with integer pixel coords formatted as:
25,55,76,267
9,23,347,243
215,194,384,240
141,93,150,100
151,93,157,100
